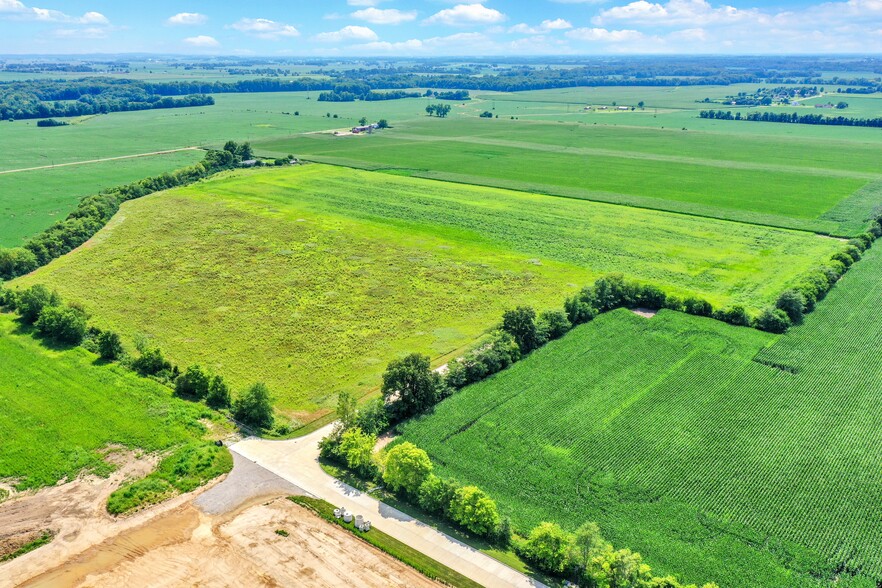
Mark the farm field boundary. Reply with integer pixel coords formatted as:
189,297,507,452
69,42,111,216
256,131,870,236
10,164,843,420
398,244,882,588
294,154,846,236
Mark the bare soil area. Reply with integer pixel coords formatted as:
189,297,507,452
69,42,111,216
22,497,441,588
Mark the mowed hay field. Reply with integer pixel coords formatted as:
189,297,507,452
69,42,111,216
399,244,882,588
0,314,214,490
12,164,842,421
0,149,205,247
256,118,880,235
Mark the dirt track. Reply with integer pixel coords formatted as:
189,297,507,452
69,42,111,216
0,147,201,175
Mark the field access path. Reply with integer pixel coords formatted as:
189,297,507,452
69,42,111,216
0,147,201,175
232,428,548,588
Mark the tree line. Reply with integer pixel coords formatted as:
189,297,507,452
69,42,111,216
699,109,882,128
425,103,452,117
0,282,275,431
318,88,422,102
0,78,214,121
0,142,255,281
320,366,719,588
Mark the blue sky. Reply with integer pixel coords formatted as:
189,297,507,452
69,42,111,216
1,0,881,55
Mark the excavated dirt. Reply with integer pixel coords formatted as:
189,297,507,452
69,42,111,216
21,498,441,588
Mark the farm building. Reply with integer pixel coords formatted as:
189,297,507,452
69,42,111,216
351,123,380,134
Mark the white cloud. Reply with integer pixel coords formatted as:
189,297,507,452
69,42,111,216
184,35,220,47
0,0,25,12
351,7,417,25
566,27,644,41
314,25,378,42
230,18,299,40
352,38,424,52
424,3,506,26
595,0,761,26
166,12,207,26
0,1,109,24
509,18,572,34
53,26,109,38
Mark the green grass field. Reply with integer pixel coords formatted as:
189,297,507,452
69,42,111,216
0,313,222,490
255,117,878,235
0,149,205,247
10,164,841,421
399,244,882,588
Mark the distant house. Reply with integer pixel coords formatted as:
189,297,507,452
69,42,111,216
240,159,258,167
617,106,629,110
351,123,380,134
583,106,592,110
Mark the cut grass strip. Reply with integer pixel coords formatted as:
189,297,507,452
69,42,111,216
289,495,484,588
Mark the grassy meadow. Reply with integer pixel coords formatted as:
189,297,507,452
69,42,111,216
399,243,882,588
0,313,224,491
10,164,842,422
0,149,205,247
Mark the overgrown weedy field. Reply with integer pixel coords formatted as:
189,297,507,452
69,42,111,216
12,164,843,421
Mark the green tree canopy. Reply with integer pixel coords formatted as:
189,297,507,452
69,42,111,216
381,353,441,420
233,382,274,430
383,441,432,496
449,485,501,537
206,375,232,409
523,522,573,575
17,284,60,324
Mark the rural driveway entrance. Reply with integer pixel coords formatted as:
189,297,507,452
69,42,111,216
231,427,548,588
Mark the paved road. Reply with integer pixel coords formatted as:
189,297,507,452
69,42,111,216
232,427,548,588
194,451,308,516
0,147,202,175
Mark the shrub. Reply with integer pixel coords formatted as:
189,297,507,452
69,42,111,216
232,382,274,430
354,398,388,436
175,364,210,399
843,244,862,263
635,283,666,309
16,284,60,324
683,297,713,317
538,309,571,340
131,347,172,377
593,274,636,311
502,306,544,353
383,442,432,496
775,289,806,324
445,330,520,389
564,292,598,325
521,522,573,575
754,308,791,334
0,247,38,280
34,304,88,344
831,251,854,268
662,295,684,312
449,485,501,537
339,426,378,479
417,474,460,516
207,374,231,404
713,305,750,327
382,353,441,421
97,330,124,360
